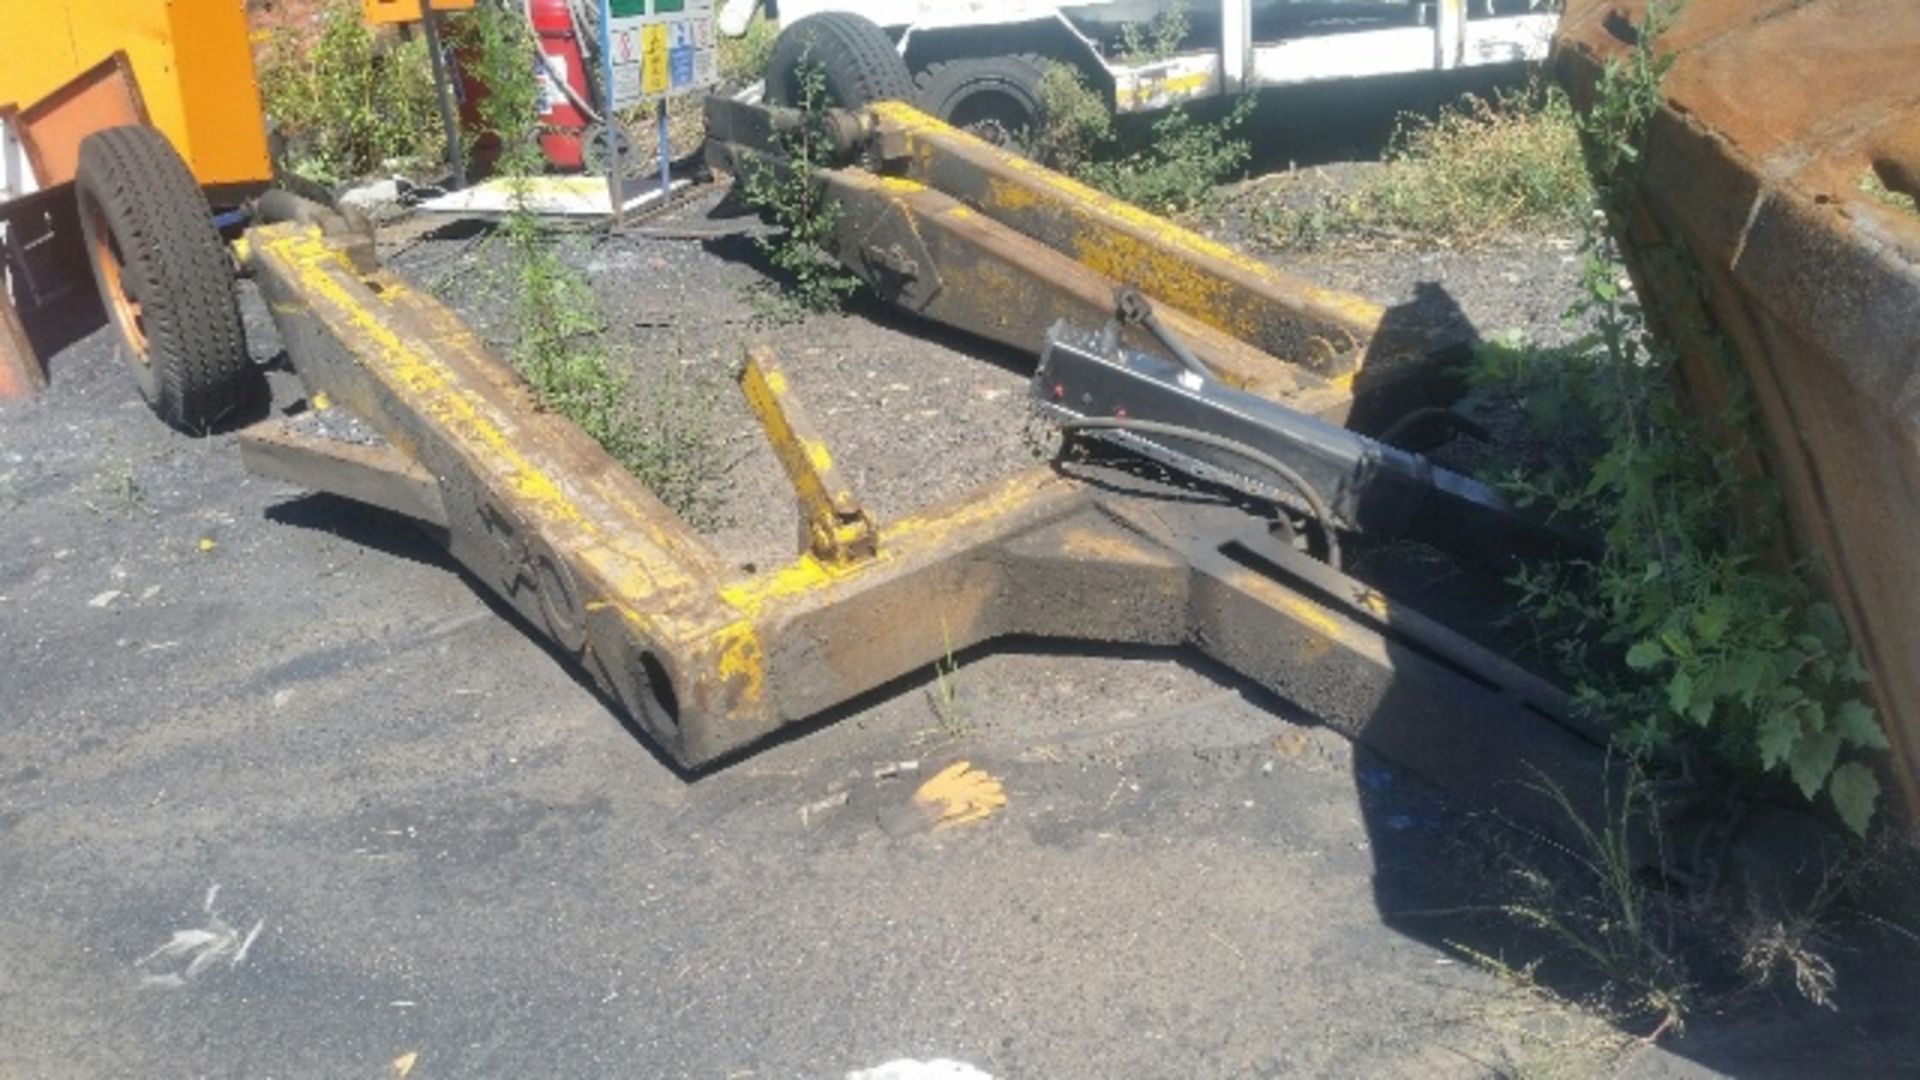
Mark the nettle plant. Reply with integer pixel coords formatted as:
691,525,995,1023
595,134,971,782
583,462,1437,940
1479,0,1886,834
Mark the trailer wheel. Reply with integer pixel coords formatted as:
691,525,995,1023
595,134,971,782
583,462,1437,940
765,13,914,109
914,54,1049,147
75,125,257,432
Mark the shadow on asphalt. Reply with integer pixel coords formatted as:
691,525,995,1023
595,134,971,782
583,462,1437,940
1341,283,1920,1079
263,490,702,781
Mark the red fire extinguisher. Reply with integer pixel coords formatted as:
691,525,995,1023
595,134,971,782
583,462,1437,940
527,0,594,171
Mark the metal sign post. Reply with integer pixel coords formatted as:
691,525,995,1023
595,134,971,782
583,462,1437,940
418,4,465,189
597,0,620,227
597,0,718,224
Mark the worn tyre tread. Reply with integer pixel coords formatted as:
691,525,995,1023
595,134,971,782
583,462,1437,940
912,53,1050,138
76,125,254,431
765,13,914,109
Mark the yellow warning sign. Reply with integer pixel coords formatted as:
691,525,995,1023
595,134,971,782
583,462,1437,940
641,23,669,96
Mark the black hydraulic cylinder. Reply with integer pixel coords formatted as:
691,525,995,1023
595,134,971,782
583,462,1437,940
1034,323,1576,569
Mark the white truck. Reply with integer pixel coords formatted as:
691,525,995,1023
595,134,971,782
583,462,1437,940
719,0,1559,140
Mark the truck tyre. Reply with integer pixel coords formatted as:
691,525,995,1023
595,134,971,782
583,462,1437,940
75,125,257,432
765,13,913,109
914,54,1049,147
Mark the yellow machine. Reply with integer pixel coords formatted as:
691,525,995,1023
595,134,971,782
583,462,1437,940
0,0,271,193
0,0,275,419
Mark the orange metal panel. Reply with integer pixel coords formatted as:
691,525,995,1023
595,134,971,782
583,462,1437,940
364,0,477,26
16,56,148,187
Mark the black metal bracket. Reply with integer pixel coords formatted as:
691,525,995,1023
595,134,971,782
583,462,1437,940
1033,321,1579,570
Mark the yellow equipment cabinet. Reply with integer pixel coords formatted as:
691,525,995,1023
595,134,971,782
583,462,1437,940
1,0,273,426
0,0,272,194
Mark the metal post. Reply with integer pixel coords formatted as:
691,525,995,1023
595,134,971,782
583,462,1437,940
1436,0,1465,70
1220,0,1251,94
599,0,623,226
656,97,671,201
419,4,466,189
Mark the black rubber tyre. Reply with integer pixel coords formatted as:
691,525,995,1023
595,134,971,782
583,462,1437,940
765,13,914,109
75,125,257,432
914,54,1049,147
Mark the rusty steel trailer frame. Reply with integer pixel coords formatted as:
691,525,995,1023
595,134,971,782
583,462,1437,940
236,101,1627,843
239,221,1610,831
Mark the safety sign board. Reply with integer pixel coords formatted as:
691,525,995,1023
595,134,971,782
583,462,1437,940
605,0,717,107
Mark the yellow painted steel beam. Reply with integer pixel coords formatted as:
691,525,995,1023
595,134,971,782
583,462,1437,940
867,101,1426,390
242,222,1619,864
817,166,1354,418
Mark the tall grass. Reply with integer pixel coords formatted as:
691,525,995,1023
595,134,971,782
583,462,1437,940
1253,85,1591,248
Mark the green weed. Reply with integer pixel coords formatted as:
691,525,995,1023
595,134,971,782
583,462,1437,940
450,0,545,176
1116,0,1191,65
85,459,147,518
718,10,779,85
258,0,444,186
921,622,972,743
1252,85,1590,249
1077,95,1255,216
460,6,730,526
1032,63,1114,174
738,54,865,313
1488,768,1691,1038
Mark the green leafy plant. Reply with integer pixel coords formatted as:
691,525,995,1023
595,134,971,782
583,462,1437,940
258,0,444,186
1116,0,1191,65
738,53,865,313
718,9,779,86
1032,62,1114,174
460,4,730,525
1252,84,1590,249
450,0,546,176
1077,94,1255,216
1470,1,1885,834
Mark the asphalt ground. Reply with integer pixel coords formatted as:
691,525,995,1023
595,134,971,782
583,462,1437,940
3,208,1916,1077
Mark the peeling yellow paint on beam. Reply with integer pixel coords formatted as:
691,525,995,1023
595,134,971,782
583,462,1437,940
261,228,709,609
710,619,767,705
872,100,1387,374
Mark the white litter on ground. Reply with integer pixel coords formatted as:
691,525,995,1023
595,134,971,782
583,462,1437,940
419,175,690,218
846,1060,994,1080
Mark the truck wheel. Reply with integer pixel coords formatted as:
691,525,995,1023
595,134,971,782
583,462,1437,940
914,54,1049,147
75,125,257,432
765,13,914,109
